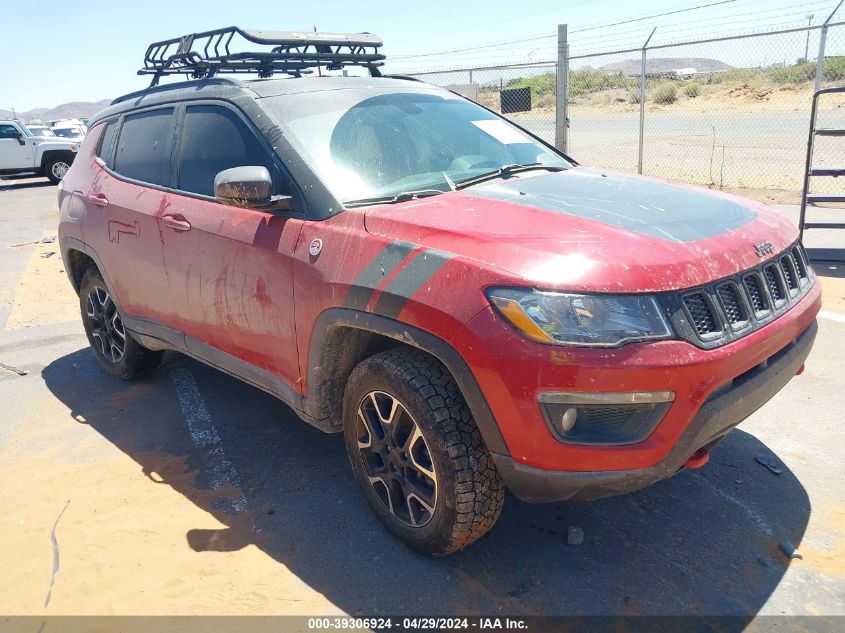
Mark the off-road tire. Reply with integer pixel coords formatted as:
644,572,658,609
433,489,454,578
79,267,163,379
343,347,505,556
44,154,73,184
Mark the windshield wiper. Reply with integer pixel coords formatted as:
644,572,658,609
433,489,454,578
343,189,447,208
454,163,564,190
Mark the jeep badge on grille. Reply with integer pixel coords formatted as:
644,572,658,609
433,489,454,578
754,241,774,257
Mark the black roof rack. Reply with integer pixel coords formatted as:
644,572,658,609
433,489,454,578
139,26,385,86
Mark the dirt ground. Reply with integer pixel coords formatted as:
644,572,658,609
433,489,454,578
1,177,844,625
568,82,845,115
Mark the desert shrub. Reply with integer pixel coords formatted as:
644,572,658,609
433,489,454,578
504,73,556,100
770,61,815,85
683,82,700,97
534,92,556,109
651,82,677,104
710,68,761,84
825,56,845,81
628,90,641,104
568,69,636,97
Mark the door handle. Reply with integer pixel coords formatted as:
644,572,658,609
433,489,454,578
88,192,109,207
161,213,191,232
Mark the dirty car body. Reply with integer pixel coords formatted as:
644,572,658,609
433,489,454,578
58,70,820,554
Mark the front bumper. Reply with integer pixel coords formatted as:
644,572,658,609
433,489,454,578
492,319,817,502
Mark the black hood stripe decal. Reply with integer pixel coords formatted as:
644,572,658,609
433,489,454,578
468,169,757,243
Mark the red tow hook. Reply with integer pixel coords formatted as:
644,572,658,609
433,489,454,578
795,363,805,376
684,449,710,470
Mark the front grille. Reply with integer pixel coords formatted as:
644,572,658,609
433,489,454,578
780,255,799,293
791,246,808,282
672,241,814,349
683,293,719,337
743,274,770,315
764,264,786,303
717,283,749,328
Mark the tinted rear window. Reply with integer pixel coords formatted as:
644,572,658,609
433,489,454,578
113,108,175,186
177,105,276,197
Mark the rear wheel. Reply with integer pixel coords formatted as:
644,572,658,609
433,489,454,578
44,155,72,184
79,268,162,379
343,348,504,556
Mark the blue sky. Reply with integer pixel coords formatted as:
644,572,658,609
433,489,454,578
1,0,839,110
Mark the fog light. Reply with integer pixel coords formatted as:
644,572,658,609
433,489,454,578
559,407,578,433
538,391,675,445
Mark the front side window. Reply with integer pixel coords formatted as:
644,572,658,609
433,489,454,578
177,104,278,197
261,89,571,204
113,108,175,186
0,124,20,139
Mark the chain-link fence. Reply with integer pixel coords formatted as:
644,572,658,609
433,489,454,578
402,20,845,204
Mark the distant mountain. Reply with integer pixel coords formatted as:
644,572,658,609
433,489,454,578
599,58,732,75
0,99,112,123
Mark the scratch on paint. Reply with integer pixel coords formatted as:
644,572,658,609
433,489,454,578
43,499,70,608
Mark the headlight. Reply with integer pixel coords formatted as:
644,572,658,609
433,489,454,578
486,288,673,347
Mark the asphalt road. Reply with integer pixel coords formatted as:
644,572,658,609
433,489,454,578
1,176,844,623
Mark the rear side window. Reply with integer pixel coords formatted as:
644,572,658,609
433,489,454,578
96,121,118,168
113,108,175,186
177,105,277,197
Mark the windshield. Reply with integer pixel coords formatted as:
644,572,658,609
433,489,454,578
53,127,82,138
261,89,571,204
26,125,55,137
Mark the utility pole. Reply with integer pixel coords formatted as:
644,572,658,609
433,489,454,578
805,13,814,61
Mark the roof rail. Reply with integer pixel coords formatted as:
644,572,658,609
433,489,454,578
139,26,385,86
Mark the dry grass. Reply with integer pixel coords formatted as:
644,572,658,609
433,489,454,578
651,82,678,104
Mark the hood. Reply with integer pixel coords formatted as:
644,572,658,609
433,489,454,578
363,168,798,293
37,138,81,150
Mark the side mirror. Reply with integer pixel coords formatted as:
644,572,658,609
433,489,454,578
15,132,25,146
213,166,293,213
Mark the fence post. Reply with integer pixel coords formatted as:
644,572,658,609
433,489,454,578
638,28,656,175
468,69,473,84
816,0,843,91
815,26,828,91
555,23,569,152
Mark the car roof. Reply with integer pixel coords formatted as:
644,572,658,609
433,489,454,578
94,75,443,124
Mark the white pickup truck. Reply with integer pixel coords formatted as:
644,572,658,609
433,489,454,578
0,120,78,184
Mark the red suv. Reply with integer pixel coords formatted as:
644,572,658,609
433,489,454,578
58,29,820,556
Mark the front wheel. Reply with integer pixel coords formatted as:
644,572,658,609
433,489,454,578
79,267,163,379
343,348,505,556
44,155,73,184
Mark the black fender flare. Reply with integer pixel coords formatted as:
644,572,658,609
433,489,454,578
305,308,509,456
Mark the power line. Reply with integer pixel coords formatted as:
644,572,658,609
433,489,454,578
392,0,739,61
390,0,833,66
399,0,592,44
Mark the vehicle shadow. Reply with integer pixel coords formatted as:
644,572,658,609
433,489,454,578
807,248,845,274
0,177,52,191
43,348,810,618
